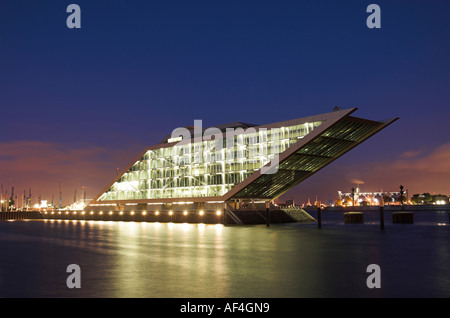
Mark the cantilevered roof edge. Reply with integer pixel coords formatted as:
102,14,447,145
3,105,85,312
221,108,359,201
259,116,399,201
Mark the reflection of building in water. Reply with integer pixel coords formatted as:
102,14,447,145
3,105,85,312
337,186,404,206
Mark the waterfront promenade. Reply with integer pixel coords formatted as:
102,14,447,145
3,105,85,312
0,205,449,225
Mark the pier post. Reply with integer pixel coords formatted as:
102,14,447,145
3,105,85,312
380,206,385,230
392,212,414,224
317,207,322,229
344,212,364,224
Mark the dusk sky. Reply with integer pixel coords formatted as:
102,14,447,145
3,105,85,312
1,1,449,205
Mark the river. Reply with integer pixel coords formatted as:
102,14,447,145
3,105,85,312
0,210,449,298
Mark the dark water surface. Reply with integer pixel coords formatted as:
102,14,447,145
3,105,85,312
0,210,449,298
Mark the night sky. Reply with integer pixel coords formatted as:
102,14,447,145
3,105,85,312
1,1,449,205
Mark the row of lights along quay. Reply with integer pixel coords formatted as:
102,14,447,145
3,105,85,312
42,209,226,224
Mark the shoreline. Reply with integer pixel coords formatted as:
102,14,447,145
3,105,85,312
304,204,450,213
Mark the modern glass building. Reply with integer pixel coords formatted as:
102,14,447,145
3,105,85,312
85,108,397,223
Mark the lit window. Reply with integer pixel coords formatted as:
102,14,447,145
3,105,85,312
168,136,182,143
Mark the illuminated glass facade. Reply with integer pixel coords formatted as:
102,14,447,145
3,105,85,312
230,116,391,199
98,121,323,201
88,108,397,208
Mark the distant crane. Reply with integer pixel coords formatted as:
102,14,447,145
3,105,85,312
58,180,62,209
82,186,86,206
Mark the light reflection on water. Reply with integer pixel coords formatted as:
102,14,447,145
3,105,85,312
0,211,449,298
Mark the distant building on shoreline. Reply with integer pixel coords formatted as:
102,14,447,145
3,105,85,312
337,187,449,207
337,187,403,206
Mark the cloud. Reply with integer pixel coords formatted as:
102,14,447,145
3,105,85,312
0,140,144,205
389,143,450,174
399,149,424,158
348,142,450,195
282,142,450,203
